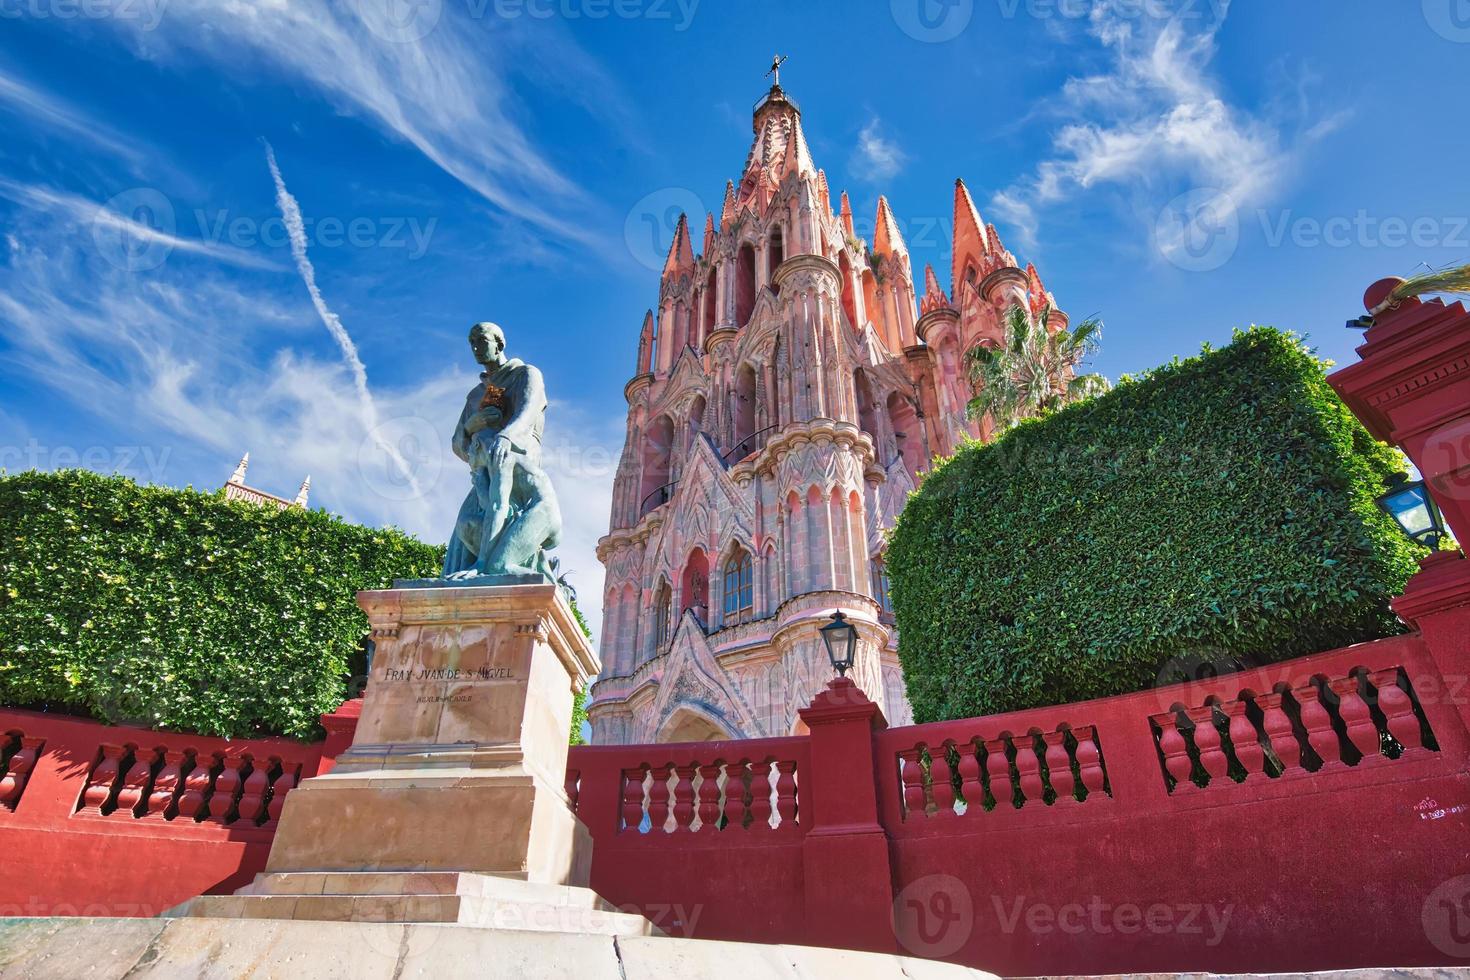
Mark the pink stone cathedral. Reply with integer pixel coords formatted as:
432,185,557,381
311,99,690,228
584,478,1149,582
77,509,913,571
587,77,1068,744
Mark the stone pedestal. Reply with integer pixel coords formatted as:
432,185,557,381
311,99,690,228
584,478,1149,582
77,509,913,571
169,583,630,930
261,583,595,884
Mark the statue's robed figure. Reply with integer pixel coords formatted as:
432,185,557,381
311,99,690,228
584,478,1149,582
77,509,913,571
442,321,562,581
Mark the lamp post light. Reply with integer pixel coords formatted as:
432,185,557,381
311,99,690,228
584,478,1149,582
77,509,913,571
1377,473,1446,550
819,611,857,678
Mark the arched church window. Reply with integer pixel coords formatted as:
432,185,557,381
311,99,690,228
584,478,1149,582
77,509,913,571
722,549,753,625
736,243,756,327
653,580,673,649
873,559,894,616
767,225,784,288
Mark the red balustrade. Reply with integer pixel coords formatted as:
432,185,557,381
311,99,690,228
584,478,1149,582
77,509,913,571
1149,662,1440,794
0,706,331,918
892,723,1112,819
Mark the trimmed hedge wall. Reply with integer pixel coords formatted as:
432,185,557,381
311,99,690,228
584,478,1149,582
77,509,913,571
0,469,442,739
887,327,1423,723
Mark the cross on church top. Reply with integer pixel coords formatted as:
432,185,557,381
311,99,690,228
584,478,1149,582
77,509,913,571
766,54,787,88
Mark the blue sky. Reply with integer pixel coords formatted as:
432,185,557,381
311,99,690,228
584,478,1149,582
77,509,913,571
3,1,1469,634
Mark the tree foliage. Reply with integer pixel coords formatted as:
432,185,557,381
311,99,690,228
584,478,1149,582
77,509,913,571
0,469,441,739
966,304,1109,434
890,327,1423,723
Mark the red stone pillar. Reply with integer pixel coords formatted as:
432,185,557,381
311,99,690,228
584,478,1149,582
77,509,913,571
317,698,363,775
796,676,895,954
1392,552,1470,737
1328,278,1470,543
1329,277,1470,734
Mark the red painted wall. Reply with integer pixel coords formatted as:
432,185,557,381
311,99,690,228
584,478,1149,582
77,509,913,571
5,607,1469,976
568,626,1470,975
0,709,336,917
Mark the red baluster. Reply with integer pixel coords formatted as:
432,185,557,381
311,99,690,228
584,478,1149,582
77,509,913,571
725,761,751,826
207,755,244,824
956,740,984,811
1042,731,1074,802
1222,700,1264,777
1014,734,1044,805
930,744,956,815
984,738,1014,807
1073,727,1106,797
144,750,185,819
265,765,298,828
1185,706,1228,784
81,744,127,814
749,759,773,828
175,753,213,821
696,763,722,829
620,767,646,832
114,746,158,817
672,764,697,830
774,760,798,825
1369,669,1424,751
0,737,43,811
1328,676,1381,761
1256,693,1302,772
1296,684,1343,767
898,748,926,817
1152,713,1194,791
235,757,270,826
647,764,671,832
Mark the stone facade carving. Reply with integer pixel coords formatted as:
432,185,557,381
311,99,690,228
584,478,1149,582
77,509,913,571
588,79,1067,743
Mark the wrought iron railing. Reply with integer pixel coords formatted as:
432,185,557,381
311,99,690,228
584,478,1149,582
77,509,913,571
722,426,778,465
639,481,678,518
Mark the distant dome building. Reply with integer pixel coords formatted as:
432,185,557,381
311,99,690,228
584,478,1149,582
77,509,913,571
222,453,310,511
587,75,1069,744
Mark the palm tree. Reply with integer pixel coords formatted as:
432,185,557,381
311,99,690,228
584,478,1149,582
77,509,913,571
965,303,1108,434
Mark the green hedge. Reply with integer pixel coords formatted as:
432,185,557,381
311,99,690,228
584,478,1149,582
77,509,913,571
887,327,1423,723
0,469,442,739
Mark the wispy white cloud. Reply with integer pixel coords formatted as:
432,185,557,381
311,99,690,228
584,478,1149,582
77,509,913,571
0,179,616,636
0,66,150,172
990,0,1336,252
849,117,907,183
264,143,423,499
102,1,610,248
0,176,278,271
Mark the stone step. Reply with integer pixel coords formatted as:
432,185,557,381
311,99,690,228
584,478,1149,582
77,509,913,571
167,893,657,937
236,871,617,911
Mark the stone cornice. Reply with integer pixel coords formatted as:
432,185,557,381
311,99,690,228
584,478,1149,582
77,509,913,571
771,252,840,291
978,265,1027,302
623,372,654,404
915,306,959,345
731,418,875,481
704,325,739,354
358,583,599,686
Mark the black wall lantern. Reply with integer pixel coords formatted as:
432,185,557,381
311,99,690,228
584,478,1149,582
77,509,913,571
1377,473,1446,549
820,611,857,678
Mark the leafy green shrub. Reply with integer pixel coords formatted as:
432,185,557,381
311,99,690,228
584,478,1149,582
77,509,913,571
887,327,1423,723
0,469,441,739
